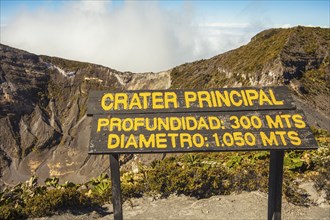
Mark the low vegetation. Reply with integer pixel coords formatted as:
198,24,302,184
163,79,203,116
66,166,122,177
1,128,329,219
40,56,91,72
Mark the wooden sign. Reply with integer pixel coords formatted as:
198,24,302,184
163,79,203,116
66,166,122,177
87,86,316,154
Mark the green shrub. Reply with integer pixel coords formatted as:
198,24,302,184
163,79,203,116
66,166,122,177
0,204,26,220
23,188,95,217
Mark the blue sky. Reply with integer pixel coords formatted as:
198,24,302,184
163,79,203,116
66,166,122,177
2,0,329,27
0,0,329,72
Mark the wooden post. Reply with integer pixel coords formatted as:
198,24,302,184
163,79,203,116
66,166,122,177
109,154,123,220
268,150,284,220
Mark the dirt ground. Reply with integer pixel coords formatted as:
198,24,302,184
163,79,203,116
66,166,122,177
33,191,329,220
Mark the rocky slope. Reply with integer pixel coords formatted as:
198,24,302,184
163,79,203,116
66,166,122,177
0,45,171,186
0,26,329,186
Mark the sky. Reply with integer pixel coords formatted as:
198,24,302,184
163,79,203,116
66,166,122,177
0,0,329,72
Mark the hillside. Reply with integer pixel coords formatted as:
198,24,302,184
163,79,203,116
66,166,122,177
170,27,329,125
0,26,329,186
0,45,171,186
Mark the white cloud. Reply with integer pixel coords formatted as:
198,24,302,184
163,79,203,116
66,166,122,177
1,1,258,72
72,1,108,13
200,22,250,28
281,24,292,28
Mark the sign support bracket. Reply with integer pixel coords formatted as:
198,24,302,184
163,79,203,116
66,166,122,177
109,154,123,220
268,150,284,220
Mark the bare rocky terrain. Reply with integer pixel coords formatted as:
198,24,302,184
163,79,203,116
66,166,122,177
33,191,329,220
